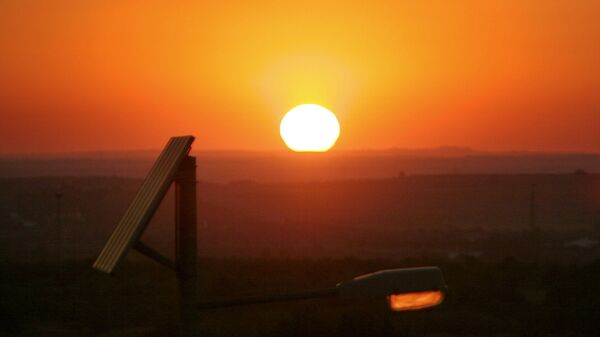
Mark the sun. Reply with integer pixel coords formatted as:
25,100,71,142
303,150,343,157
280,104,340,152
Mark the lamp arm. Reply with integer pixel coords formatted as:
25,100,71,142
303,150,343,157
197,287,339,310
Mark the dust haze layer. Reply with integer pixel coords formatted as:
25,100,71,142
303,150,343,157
0,149,599,182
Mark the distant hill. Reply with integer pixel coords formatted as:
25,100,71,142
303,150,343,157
0,148,599,182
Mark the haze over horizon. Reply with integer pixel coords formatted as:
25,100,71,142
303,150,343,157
2,144,600,158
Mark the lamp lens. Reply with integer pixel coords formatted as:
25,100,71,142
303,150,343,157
387,290,444,311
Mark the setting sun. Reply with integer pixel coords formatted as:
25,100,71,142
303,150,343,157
280,104,340,152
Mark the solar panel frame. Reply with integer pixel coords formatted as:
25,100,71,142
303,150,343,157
93,136,195,274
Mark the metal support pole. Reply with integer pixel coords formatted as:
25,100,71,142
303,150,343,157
175,156,198,337
529,183,537,231
55,191,63,264
133,240,177,271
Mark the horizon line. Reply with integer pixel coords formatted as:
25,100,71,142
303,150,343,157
1,146,600,158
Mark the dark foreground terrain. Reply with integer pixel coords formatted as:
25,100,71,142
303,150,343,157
1,173,599,336
2,257,600,337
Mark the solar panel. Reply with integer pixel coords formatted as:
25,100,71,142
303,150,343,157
93,136,195,274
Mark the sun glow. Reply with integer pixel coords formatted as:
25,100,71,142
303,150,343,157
280,104,340,152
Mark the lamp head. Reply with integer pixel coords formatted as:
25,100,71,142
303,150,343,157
337,267,446,311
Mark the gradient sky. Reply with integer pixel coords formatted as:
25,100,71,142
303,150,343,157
0,0,598,154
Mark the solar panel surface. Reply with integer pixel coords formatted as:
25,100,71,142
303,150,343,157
93,136,194,273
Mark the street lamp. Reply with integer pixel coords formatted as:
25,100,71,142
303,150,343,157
198,266,446,312
339,267,446,311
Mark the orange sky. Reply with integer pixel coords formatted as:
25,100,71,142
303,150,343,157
0,0,598,154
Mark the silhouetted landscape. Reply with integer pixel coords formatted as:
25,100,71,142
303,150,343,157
2,152,599,336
